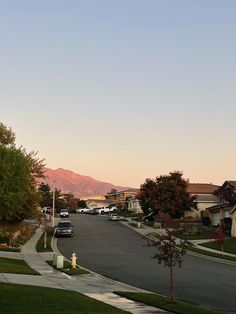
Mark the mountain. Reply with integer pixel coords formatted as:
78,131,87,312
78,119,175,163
41,168,130,198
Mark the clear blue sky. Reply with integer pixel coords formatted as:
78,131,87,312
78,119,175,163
1,0,236,187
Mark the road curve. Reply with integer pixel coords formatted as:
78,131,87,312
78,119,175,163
57,214,236,314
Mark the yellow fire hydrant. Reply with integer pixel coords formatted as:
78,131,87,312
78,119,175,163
71,253,77,269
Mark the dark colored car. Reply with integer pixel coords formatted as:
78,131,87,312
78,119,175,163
143,212,155,223
55,220,74,237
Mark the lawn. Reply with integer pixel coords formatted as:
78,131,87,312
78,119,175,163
186,246,236,262
199,238,236,254
36,228,54,252
0,283,127,314
0,257,39,275
114,292,220,314
47,260,90,275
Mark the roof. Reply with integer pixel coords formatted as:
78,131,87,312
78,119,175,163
117,188,140,194
207,203,232,213
187,183,219,194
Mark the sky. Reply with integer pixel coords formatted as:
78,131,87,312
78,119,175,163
1,0,236,188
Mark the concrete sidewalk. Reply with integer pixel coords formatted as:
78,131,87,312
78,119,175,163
120,219,236,264
0,226,169,314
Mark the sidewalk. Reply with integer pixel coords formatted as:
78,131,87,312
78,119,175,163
120,219,236,264
0,226,169,314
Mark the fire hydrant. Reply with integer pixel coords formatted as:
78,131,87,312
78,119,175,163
71,253,77,269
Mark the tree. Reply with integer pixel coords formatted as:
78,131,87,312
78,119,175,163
38,183,52,208
77,199,86,208
151,213,192,303
137,171,197,218
213,227,225,255
0,122,44,222
214,183,236,204
0,122,15,147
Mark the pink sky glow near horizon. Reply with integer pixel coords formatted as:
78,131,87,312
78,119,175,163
1,1,236,188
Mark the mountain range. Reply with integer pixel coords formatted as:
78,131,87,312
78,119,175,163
41,168,129,198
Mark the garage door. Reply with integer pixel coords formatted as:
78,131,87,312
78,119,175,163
211,212,221,226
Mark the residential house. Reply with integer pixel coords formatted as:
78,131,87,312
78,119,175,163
127,195,142,213
105,188,140,211
207,181,236,235
184,183,220,219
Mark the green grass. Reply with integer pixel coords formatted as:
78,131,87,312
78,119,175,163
186,246,236,262
36,228,54,252
146,232,160,239
0,257,39,275
47,260,90,275
0,247,20,252
128,222,144,229
200,238,236,254
114,292,220,314
0,283,127,314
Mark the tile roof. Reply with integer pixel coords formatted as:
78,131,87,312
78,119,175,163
187,183,219,194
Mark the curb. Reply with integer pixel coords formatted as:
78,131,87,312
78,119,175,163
51,236,147,293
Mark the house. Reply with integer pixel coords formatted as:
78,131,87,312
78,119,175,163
84,198,109,209
184,183,220,219
105,188,140,211
127,195,142,213
207,181,236,236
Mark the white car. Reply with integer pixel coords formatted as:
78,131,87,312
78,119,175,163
60,209,69,218
109,214,120,221
76,208,91,214
96,207,117,215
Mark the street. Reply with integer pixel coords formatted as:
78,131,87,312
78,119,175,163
57,214,236,314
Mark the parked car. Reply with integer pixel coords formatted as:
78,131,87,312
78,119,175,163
87,208,99,215
55,220,74,237
76,208,90,214
109,214,120,221
96,207,116,215
143,212,155,223
42,207,53,214
60,209,69,218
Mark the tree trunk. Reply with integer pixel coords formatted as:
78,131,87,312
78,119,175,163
221,244,224,256
170,264,174,303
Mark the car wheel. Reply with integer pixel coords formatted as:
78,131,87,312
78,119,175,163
101,210,104,215
81,210,84,214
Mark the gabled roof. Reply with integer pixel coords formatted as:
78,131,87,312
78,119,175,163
187,183,219,194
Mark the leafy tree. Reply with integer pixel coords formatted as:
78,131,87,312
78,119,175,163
137,171,197,218
151,213,192,303
0,122,44,222
77,199,86,208
214,183,236,204
213,227,225,255
38,183,52,208
0,122,15,147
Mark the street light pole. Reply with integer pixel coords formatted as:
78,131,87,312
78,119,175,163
52,188,55,227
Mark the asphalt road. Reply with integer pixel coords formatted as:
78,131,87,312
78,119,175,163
57,214,236,314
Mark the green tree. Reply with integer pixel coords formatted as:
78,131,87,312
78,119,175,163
0,122,15,147
77,199,87,208
137,171,197,218
0,123,44,222
38,183,52,208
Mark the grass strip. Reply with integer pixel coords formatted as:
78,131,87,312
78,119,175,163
186,246,236,263
0,283,127,313
36,228,54,252
199,238,236,254
0,247,20,252
47,260,90,275
114,292,220,314
0,257,39,275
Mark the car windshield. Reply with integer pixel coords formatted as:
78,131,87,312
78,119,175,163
57,222,71,228
61,209,68,212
